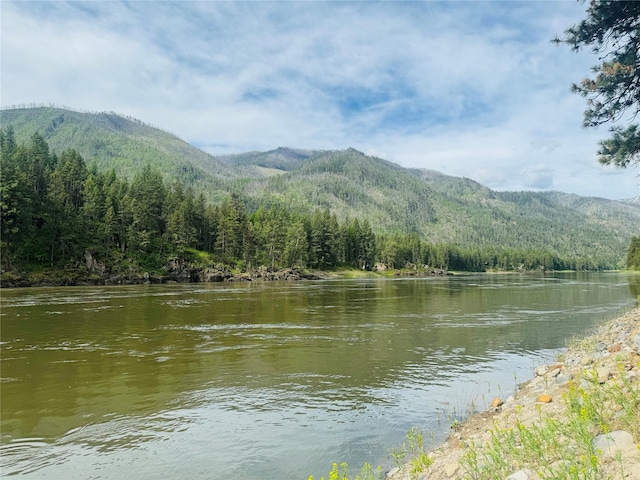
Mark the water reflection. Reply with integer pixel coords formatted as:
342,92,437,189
0,273,636,479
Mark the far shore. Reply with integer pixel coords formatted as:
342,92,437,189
3,261,631,289
0,264,456,288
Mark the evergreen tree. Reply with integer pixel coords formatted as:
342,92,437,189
128,165,166,253
627,236,640,269
20,134,56,263
217,193,249,264
47,149,88,261
358,219,376,270
555,1,640,167
283,217,309,268
0,126,24,267
82,173,106,253
252,206,287,269
309,209,339,269
166,183,198,252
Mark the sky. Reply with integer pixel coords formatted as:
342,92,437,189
2,1,639,200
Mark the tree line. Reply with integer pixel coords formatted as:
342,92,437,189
628,237,640,270
0,128,615,276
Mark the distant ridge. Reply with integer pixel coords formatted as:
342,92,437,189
621,195,640,205
1,103,180,138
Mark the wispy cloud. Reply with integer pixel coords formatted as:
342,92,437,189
2,1,637,199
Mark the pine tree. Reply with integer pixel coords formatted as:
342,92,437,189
555,1,640,167
627,236,640,269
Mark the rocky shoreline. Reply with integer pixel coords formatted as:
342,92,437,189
0,254,457,288
0,261,325,288
388,306,640,480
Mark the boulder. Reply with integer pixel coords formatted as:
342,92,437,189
506,469,533,480
596,366,612,384
592,430,635,458
607,343,622,353
535,366,548,377
444,463,459,477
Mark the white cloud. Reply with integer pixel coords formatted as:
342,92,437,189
1,0,638,200
522,164,554,189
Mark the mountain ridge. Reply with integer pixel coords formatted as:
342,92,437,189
2,106,638,265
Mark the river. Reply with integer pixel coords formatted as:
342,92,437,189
1,273,638,479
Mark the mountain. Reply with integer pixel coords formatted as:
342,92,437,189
227,148,639,263
621,196,640,206
0,106,234,200
2,106,639,265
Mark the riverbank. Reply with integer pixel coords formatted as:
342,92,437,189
0,265,324,288
388,306,640,480
0,262,456,288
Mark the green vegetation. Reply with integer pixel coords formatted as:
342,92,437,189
391,427,434,478
0,106,232,202
0,127,633,278
308,462,382,480
627,236,640,270
555,1,640,169
2,108,639,276
309,427,433,480
460,363,639,479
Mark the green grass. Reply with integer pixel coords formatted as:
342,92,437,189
324,267,379,279
459,359,640,480
179,248,214,267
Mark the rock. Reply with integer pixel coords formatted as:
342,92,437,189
607,343,622,353
592,430,635,458
581,356,593,366
595,342,607,352
507,469,533,480
625,463,640,480
549,366,562,377
385,467,399,478
536,394,552,403
635,333,640,353
489,397,504,409
596,366,612,384
535,366,548,376
555,374,571,385
444,463,459,477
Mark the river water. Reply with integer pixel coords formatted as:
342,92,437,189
1,273,638,479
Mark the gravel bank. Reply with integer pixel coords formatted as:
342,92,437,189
388,306,640,480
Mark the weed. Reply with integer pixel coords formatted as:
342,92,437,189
459,356,638,480
355,463,382,480
409,453,433,478
388,444,407,468
308,461,382,480
387,427,435,479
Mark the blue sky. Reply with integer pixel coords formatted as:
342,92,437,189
2,1,638,199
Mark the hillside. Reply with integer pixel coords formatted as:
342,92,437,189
0,106,233,201
223,148,639,264
2,106,639,266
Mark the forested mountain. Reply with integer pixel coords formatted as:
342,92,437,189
0,106,234,202
2,106,639,271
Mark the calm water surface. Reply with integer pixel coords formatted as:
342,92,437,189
1,273,638,479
